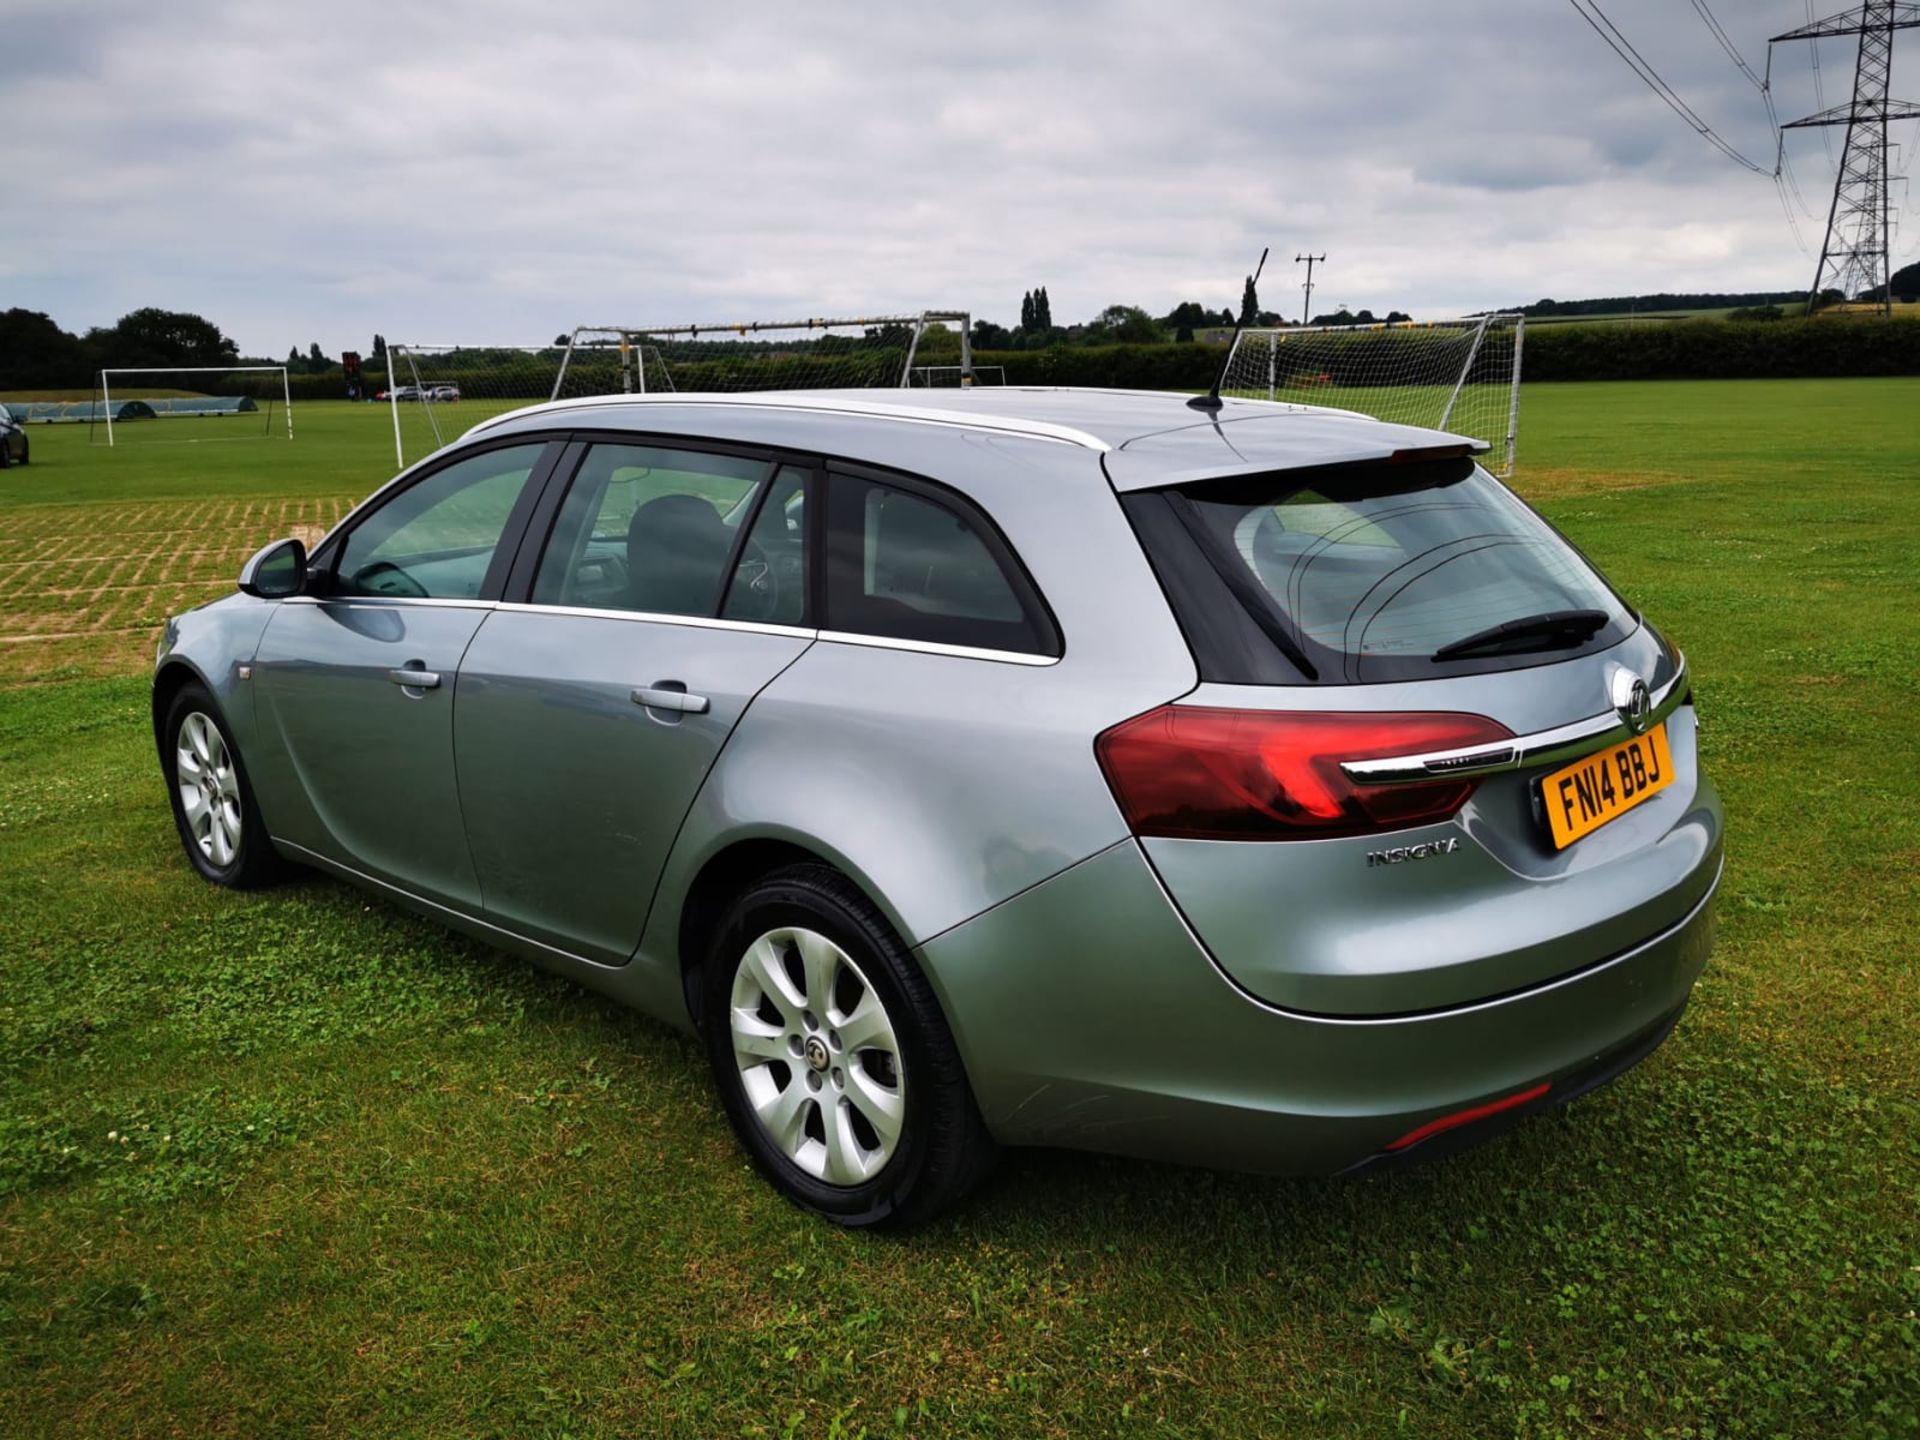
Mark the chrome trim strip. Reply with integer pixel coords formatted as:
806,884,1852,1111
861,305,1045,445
491,600,816,640
277,595,1055,665
280,595,497,611
815,630,1061,667
1339,655,1690,786
464,393,1112,452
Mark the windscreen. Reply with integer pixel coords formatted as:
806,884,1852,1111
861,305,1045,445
1127,458,1634,684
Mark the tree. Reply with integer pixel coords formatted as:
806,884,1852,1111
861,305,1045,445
0,309,88,390
1086,305,1160,344
105,308,239,369
1239,275,1260,326
1385,310,1412,324
1860,260,1920,303
307,342,330,371
971,318,1012,349
1162,301,1217,332
1020,290,1035,332
371,334,388,361
287,346,301,366
1035,287,1052,330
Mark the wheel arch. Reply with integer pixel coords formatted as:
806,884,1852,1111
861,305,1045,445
671,834,903,1028
151,656,218,753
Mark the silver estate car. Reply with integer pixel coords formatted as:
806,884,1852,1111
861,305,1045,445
154,388,1721,1226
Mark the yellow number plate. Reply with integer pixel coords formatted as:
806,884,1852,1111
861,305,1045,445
1542,723,1674,850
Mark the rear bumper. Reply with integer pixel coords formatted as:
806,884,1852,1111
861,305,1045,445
917,837,1719,1175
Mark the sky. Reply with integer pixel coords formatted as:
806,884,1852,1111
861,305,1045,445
3,0,1914,356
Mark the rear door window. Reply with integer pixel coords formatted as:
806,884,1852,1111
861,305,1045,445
824,473,1058,657
1125,457,1632,683
531,444,769,617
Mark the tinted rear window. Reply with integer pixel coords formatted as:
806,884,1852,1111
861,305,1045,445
1125,458,1633,684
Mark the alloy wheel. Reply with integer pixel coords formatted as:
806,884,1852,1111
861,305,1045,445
729,926,906,1186
176,711,242,867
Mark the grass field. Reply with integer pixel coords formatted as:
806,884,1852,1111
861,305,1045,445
2,384,1917,1438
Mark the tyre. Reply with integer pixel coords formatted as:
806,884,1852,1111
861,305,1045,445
702,863,996,1228
160,682,283,888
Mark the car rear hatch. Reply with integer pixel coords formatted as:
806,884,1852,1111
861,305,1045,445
1100,414,1721,1017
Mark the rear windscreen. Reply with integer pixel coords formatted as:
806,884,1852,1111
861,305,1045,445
1124,458,1634,685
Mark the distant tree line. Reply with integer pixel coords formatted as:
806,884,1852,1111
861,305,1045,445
1509,291,1808,318
1861,261,1920,304
0,308,405,391
0,307,241,390
967,279,1416,351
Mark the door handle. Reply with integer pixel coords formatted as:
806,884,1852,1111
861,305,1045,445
631,684,709,715
389,667,442,689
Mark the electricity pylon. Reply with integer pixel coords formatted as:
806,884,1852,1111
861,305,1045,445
1771,2,1920,315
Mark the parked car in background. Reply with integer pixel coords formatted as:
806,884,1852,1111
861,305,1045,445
152,387,1721,1227
0,404,29,467
425,384,461,402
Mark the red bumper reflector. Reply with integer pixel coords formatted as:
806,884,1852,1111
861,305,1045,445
1384,1081,1551,1152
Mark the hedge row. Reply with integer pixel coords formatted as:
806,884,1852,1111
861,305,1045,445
1519,317,1920,380
229,317,1920,407
969,318,1920,390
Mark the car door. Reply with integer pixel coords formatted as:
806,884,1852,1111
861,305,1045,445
452,440,815,964
251,438,560,908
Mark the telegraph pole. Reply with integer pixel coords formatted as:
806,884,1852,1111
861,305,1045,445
1771,3,1920,316
1295,252,1325,325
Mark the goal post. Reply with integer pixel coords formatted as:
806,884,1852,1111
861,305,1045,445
90,366,293,447
552,311,974,400
387,311,974,467
384,343,565,465
1220,314,1525,475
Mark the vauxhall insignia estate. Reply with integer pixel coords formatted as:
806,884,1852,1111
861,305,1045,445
154,388,1721,1226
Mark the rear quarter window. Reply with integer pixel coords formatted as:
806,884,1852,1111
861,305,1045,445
824,472,1059,658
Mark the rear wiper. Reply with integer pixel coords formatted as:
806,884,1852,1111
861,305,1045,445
1430,609,1608,662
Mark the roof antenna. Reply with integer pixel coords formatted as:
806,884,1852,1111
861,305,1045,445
1188,245,1268,413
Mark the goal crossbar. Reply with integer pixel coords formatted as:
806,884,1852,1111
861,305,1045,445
554,311,974,399
386,311,975,467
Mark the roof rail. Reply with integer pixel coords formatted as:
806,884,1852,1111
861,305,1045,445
466,392,1112,452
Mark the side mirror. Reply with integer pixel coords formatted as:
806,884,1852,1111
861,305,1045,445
238,537,308,598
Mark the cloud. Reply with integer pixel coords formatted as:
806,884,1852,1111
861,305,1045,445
0,0,1871,353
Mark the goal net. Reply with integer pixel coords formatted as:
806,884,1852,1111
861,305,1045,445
384,344,567,467
910,364,1006,387
1220,315,1524,475
388,313,973,467
88,367,292,447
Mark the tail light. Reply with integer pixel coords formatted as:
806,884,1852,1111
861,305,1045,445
1095,706,1513,841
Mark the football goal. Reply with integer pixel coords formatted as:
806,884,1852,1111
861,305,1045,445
1219,315,1524,475
388,313,974,466
383,343,567,467
88,367,292,447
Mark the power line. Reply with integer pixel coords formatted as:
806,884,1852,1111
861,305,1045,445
1690,0,1766,90
1565,0,1771,173
1690,0,1821,220
1807,0,1837,165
